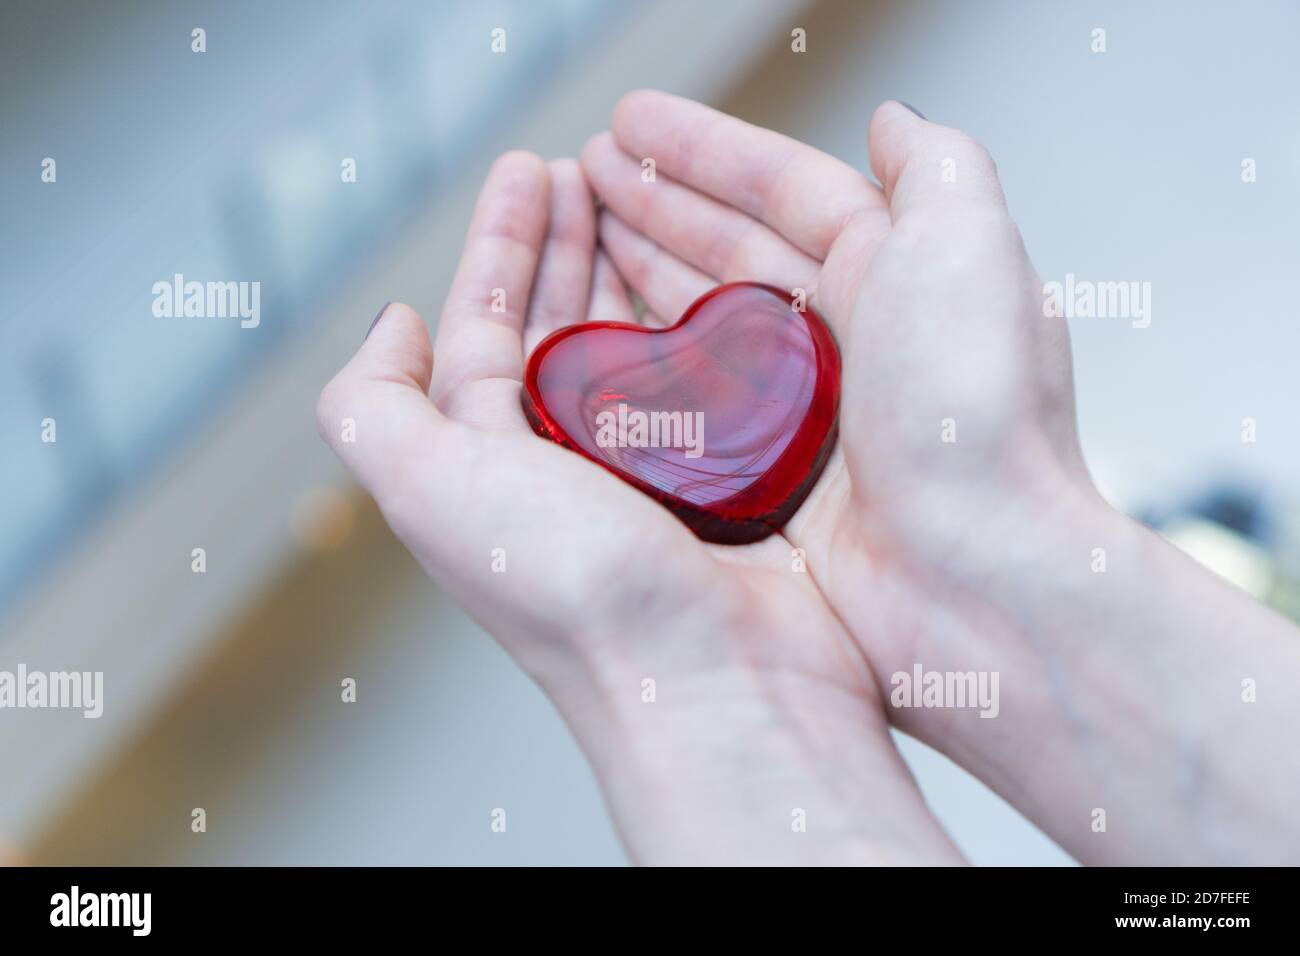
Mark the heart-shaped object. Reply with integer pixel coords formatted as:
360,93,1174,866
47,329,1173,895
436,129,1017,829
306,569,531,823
522,282,841,544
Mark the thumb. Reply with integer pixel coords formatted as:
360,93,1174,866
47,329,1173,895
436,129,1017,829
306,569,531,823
868,101,1008,222
352,300,434,394
315,301,446,501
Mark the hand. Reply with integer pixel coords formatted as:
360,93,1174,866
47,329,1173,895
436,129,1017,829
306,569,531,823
582,91,1090,667
317,152,964,864
582,91,1300,864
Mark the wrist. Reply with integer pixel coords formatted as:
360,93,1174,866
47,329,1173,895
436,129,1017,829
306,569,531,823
873,465,1131,809
890,465,1300,863
535,620,964,865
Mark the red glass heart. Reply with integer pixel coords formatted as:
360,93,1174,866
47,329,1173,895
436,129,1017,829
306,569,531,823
522,282,841,544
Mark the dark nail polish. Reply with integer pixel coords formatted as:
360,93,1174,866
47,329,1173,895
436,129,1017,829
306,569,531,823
897,101,926,120
365,302,393,341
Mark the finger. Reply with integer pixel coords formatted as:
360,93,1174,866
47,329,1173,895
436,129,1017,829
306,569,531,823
867,101,1008,223
586,249,638,325
431,151,550,413
590,246,668,329
610,89,883,260
591,243,670,329
524,158,597,354
582,131,821,293
317,302,448,504
597,211,714,324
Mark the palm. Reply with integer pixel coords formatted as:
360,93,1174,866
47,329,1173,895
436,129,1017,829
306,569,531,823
575,96,933,658
513,162,880,704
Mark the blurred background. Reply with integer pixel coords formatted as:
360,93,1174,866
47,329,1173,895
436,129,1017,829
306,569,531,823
2,0,1298,865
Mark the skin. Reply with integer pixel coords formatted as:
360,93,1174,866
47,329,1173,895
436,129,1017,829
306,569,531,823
319,92,1300,865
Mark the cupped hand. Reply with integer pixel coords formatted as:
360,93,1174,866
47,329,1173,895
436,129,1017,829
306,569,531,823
580,92,1097,722
317,152,963,864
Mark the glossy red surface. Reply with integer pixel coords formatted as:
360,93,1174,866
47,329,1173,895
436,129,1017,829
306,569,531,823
522,282,841,544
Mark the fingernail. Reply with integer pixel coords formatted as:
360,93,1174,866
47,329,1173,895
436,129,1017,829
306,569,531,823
897,101,926,120
365,302,393,341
